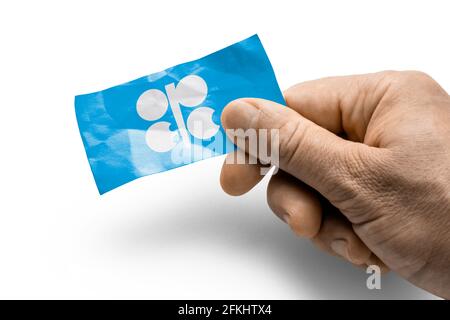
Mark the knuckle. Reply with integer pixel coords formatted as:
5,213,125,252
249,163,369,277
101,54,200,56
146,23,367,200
373,70,446,107
377,70,401,80
401,70,433,82
390,70,439,89
377,70,436,85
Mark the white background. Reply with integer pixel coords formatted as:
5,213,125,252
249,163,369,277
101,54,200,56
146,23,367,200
0,0,448,299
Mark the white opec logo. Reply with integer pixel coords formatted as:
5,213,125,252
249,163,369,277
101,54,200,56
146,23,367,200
136,75,219,152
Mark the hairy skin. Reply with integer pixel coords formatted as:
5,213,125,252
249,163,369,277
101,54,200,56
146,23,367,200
220,71,450,298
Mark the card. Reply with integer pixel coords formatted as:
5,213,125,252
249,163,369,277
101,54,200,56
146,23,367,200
75,34,284,194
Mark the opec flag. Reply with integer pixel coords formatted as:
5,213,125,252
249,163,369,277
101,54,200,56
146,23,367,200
75,34,285,194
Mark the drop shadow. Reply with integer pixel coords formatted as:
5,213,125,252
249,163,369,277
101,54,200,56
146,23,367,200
114,190,433,299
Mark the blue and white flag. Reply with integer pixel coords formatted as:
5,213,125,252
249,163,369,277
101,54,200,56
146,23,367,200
75,34,285,194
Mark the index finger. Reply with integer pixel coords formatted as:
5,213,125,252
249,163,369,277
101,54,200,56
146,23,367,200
284,71,392,142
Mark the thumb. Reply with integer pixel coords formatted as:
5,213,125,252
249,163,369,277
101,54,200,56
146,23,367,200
221,98,382,203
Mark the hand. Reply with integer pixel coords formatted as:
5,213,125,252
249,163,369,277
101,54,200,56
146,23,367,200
219,71,450,299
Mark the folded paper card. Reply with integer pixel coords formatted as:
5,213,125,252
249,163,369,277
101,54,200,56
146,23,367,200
75,34,285,194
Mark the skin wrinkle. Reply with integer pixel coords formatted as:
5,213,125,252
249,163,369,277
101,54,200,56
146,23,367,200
341,79,365,141
284,82,343,134
278,118,305,171
220,71,450,298
353,205,433,280
353,72,450,280
326,146,387,221
252,101,307,169
352,144,448,281
247,99,263,132
303,140,341,197
362,81,393,146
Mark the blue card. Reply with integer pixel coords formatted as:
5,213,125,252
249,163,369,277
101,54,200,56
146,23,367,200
75,34,285,194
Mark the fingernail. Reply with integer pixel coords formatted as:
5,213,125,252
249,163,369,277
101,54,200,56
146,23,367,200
331,240,348,258
222,99,258,130
282,214,291,224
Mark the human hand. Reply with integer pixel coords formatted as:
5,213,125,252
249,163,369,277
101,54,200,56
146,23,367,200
220,71,450,298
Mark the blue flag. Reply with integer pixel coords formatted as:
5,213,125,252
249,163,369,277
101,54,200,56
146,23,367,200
75,34,285,194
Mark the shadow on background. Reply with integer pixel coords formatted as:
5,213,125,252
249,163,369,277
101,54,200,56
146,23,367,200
113,187,432,300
